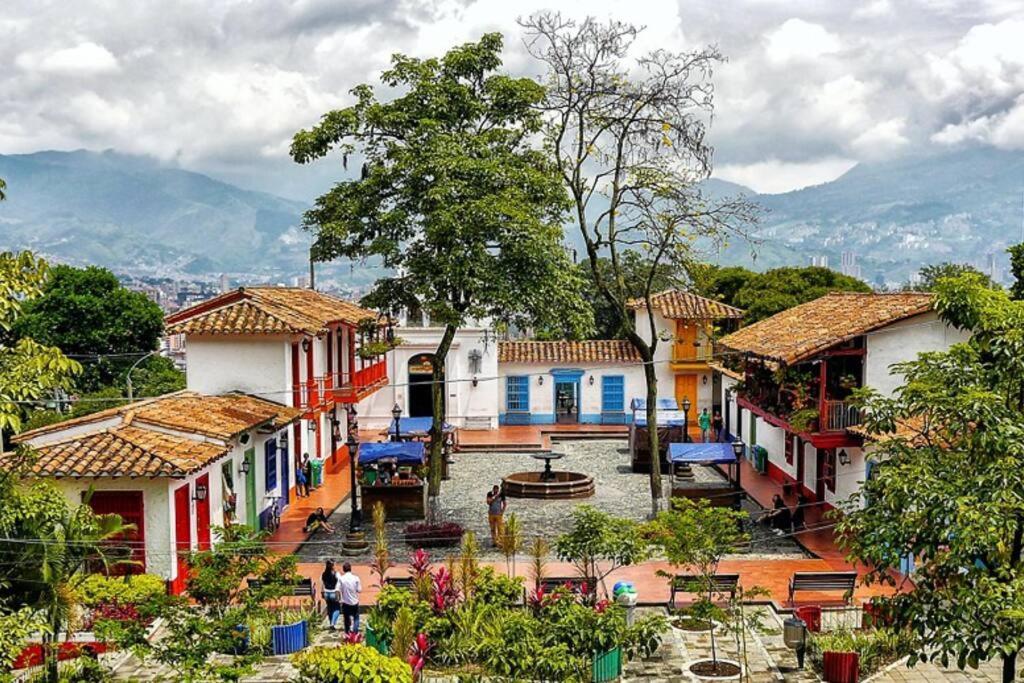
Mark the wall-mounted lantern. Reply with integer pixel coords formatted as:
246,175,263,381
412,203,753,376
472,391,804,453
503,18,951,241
588,375,595,386
838,449,851,467
301,337,311,353
538,375,544,386
193,483,208,502
239,459,250,476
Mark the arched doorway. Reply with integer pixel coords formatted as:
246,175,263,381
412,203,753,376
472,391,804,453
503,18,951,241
408,353,444,418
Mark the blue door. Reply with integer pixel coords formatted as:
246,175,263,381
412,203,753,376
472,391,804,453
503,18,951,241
279,438,290,506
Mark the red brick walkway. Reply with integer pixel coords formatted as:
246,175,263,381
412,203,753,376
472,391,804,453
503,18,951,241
266,446,354,554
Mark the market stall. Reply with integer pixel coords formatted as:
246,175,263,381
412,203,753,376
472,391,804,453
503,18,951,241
629,398,685,473
668,442,744,509
384,417,458,480
358,441,426,520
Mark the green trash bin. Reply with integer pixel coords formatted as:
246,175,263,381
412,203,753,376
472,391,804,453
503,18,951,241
753,445,768,474
310,459,323,487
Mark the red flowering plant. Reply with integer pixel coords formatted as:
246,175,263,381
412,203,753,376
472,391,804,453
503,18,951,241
430,566,461,614
343,631,364,645
410,548,432,601
406,632,432,678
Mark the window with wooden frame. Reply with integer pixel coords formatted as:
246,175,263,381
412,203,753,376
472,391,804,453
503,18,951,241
822,448,837,493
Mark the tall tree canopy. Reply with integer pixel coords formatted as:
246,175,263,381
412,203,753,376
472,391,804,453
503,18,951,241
1008,243,1024,300
837,274,1024,682
701,265,870,323
522,13,756,514
12,265,165,392
292,33,590,512
914,262,995,292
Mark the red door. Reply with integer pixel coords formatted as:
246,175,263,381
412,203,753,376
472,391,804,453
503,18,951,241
88,491,145,574
171,484,191,595
795,438,806,493
195,474,211,550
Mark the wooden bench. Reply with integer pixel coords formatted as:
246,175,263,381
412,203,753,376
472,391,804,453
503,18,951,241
668,574,740,609
788,571,857,606
536,576,597,597
383,576,415,591
247,577,318,608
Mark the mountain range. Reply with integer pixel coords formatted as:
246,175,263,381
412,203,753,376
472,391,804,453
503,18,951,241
1,147,1022,286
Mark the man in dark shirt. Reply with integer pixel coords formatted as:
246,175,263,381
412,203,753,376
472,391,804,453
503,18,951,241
304,506,335,533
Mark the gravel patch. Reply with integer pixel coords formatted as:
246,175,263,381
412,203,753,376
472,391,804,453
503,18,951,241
299,439,807,562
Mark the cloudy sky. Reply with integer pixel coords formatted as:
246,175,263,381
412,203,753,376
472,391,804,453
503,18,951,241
2,0,1023,199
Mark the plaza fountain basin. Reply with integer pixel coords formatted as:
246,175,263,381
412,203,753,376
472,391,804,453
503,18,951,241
502,471,595,499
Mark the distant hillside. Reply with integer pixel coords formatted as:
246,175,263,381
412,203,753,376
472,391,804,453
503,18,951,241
0,150,311,277
715,147,1024,284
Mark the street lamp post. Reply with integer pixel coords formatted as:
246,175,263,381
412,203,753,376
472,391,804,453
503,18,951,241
125,350,157,403
681,397,692,443
347,431,362,533
391,402,402,442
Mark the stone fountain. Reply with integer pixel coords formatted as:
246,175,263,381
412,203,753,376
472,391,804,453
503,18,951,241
502,450,595,499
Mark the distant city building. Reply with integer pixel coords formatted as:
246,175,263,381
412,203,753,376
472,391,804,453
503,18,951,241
840,251,862,279
810,255,829,268
292,275,309,289
219,274,230,293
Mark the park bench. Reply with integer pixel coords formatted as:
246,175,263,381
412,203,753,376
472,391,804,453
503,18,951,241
788,571,857,606
535,576,597,597
247,577,318,609
383,576,415,591
668,573,740,609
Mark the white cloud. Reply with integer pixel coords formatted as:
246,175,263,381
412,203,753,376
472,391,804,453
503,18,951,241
764,19,841,63
933,95,1024,150
852,0,893,19
715,157,857,194
18,41,119,75
851,117,909,156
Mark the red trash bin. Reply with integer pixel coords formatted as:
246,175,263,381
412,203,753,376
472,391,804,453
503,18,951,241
822,651,859,683
795,605,822,632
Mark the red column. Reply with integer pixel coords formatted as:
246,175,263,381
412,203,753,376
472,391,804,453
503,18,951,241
818,359,828,431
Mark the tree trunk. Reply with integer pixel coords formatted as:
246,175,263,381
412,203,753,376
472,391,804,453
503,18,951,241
1004,516,1023,683
427,324,457,523
642,357,664,517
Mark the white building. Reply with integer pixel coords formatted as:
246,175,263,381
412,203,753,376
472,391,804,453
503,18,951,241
714,292,969,510
10,392,299,591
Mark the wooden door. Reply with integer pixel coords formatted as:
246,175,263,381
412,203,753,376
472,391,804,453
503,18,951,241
675,321,698,361
279,438,290,507
814,449,827,500
195,474,211,550
244,448,257,528
675,374,698,437
88,491,145,574
795,438,806,491
172,484,191,594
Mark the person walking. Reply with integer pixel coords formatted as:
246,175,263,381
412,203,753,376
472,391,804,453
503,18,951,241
698,408,711,443
295,456,308,497
321,560,342,630
486,485,506,546
711,410,724,442
301,454,313,496
339,562,362,634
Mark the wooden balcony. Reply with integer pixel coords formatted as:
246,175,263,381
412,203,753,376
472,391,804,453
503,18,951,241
293,358,388,413
822,400,861,432
671,342,714,368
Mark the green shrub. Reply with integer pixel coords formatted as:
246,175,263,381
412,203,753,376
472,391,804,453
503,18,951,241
366,585,431,646
292,644,413,683
472,567,524,606
808,628,914,677
77,574,166,607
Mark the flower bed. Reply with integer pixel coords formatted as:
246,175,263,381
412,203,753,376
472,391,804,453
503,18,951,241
12,642,109,670
403,522,464,548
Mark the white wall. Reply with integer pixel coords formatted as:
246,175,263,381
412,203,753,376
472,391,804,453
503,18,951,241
358,327,499,429
498,362,645,420
185,335,289,398
865,311,970,398
826,446,867,508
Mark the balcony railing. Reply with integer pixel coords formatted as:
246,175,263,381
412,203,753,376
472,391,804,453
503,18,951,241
672,342,714,363
293,358,388,411
823,400,862,431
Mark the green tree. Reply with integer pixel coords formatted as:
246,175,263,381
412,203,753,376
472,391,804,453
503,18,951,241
647,498,747,669
698,265,757,308
836,273,1024,682
1008,243,1024,300
915,262,995,292
554,506,649,600
291,34,591,516
523,14,757,514
0,177,6,201
12,265,165,393
731,266,870,323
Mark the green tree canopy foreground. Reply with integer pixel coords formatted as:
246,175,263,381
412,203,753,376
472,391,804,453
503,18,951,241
836,273,1024,682
292,33,591,516
700,265,871,323
914,261,996,291
11,265,165,393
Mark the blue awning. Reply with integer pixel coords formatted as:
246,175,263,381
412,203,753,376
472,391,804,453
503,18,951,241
630,397,679,412
388,417,455,436
669,442,738,465
358,442,426,465
634,410,687,427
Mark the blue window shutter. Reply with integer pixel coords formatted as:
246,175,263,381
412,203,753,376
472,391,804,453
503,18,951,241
601,376,625,412
265,439,277,492
506,376,529,412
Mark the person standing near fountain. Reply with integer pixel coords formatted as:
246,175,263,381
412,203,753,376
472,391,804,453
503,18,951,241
486,485,506,546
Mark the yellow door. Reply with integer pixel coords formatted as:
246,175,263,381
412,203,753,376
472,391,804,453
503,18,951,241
674,321,697,361
674,374,698,437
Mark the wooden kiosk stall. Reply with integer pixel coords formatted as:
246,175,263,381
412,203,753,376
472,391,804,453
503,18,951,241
358,442,426,520
668,442,744,509
629,398,686,473
385,416,458,480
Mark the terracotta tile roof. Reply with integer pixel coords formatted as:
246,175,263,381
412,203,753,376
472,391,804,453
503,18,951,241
718,292,934,365
848,416,934,446
708,361,743,381
498,340,641,364
130,393,301,440
628,290,744,320
165,287,378,336
14,391,299,443
11,426,229,478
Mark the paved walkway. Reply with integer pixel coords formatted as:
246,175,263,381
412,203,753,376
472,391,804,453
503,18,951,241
265,446,354,554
